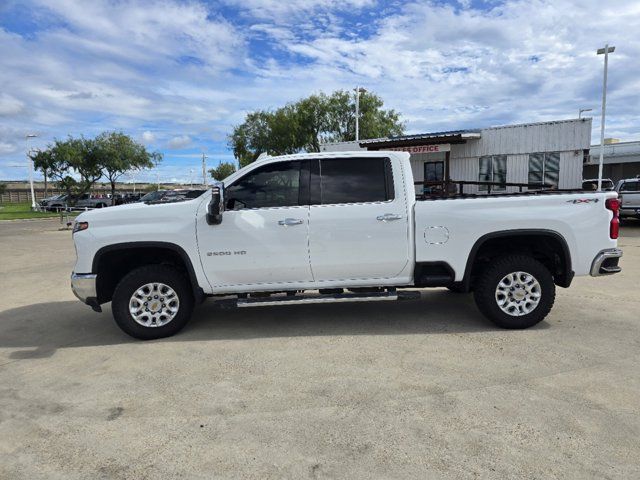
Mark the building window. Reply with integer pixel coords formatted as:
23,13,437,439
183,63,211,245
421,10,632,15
528,152,560,188
478,155,507,191
424,161,444,182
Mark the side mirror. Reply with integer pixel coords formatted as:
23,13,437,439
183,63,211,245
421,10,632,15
206,185,224,225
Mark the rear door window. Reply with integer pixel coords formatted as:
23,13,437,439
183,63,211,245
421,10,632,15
318,158,394,205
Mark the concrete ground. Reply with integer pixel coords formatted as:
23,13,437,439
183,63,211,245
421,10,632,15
1,218,639,479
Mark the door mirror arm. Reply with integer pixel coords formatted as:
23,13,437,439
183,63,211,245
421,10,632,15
206,185,224,225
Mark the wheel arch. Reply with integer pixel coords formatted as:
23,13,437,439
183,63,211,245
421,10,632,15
92,241,204,305
462,229,573,292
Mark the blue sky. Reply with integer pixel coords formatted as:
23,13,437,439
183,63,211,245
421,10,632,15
1,0,639,182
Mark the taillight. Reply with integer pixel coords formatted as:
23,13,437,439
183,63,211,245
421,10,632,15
605,198,620,239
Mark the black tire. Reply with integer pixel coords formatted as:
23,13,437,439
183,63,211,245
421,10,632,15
112,265,194,340
447,283,467,293
473,254,555,329
96,203,107,208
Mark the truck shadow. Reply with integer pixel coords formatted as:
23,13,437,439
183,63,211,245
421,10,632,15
0,290,548,360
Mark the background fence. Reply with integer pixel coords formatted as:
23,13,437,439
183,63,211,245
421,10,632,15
0,188,67,204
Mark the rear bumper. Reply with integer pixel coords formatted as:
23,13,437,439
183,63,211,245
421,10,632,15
70,273,101,312
590,248,623,276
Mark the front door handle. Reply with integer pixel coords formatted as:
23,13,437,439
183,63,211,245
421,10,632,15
278,218,304,226
376,213,403,222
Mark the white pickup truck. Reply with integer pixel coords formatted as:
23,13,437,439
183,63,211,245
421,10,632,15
71,151,623,339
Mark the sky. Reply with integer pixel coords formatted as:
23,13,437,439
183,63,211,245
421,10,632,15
0,0,639,183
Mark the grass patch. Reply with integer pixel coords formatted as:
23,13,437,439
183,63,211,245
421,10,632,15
0,203,73,221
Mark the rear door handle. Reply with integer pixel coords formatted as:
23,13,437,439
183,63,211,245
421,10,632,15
376,213,403,222
278,218,304,226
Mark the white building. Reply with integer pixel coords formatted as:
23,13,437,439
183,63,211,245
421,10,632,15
322,118,592,194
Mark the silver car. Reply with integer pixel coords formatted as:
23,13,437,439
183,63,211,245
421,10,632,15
616,177,640,219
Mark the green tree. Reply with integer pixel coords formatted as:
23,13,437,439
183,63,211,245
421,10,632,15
229,90,404,166
30,136,102,205
96,131,161,204
32,132,161,206
209,162,237,181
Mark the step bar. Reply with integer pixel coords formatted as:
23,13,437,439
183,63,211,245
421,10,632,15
237,290,398,308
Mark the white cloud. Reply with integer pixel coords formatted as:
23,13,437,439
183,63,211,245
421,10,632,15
141,131,156,144
167,135,192,150
0,142,17,155
0,93,24,116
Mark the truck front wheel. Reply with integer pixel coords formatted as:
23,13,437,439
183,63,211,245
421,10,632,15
112,265,194,340
473,254,555,329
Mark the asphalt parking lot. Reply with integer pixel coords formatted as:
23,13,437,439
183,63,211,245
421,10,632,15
1,218,639,479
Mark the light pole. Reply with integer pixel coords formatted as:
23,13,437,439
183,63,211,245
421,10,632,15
201,152,208,187
596,44,615,191
189,169,194,188
578,108,592,119
354,87,367,142
25,134,38,210
129,171,136,194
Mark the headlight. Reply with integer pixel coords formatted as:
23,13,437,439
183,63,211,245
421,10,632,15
72,221,89,234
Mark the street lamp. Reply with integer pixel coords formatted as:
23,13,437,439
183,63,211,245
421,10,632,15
189,169,194,188
578,108,592,119
596,44,615,191
25,134,38,210
354,86,367,142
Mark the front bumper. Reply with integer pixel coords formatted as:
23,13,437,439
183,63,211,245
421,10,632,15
71,273,101,312
590,248,623,276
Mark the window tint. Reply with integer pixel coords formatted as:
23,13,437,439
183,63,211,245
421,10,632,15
620,181,639,192
319,158,393,204
225,161,302,210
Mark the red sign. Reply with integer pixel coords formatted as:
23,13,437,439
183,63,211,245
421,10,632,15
385,144,450,153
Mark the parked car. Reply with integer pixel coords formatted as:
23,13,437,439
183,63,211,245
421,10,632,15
616,176,640,219
123,192,144,203
43,193,110,211
113,193,143,205
71,151,622,340
73,194,110,209
40,194,66,211
140,189,207,204
582,178,615,191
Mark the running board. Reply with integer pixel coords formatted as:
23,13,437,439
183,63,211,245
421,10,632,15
236,291,398,308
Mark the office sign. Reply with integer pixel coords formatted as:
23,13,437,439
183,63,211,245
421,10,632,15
385,144,450,153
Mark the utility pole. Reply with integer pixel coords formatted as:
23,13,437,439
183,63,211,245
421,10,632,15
596,44,615,191
201,152,208,187
25,134,38,210
354,86,366,142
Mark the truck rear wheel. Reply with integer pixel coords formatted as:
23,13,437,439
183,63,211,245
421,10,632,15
112,265,194,340
473,254,555,329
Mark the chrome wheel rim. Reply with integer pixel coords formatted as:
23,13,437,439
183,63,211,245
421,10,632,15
129,283,180,327
495,271,541,317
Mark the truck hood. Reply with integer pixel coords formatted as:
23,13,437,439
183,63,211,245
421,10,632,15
75,195,209,226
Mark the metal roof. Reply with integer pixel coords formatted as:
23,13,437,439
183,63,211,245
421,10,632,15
359,129,481,145
358,129,481,149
